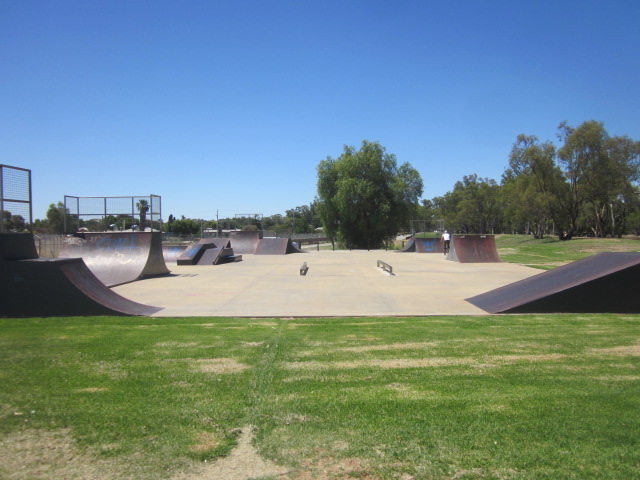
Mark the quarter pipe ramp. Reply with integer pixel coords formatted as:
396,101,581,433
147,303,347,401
254,237,305,255
163,245,188,263
59,232,170,287
398,238,444,253
1,234,162,317
228,231,262,254
447,235,501,263
466,252,640,313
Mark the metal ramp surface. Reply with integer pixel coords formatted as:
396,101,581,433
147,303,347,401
447,235,501,263
229,231,262,254
398,238,444,253
59,232,170,286
177,239,236,265
1,234,161,317
254,237,306,255
466,252,640,313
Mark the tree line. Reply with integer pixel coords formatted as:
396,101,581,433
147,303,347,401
419,121,640,239
28,203,324,237
19,120,640,243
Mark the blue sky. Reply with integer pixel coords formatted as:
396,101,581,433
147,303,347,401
2,0,639,221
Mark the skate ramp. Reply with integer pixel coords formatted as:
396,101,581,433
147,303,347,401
0,233,39,260
177,243,208,265
0,258,162,317
229,231,262,254
176,238,217,265
254,237,306,255
0,234,161,317
398,238,443,253
466,252,640,313
163,245,188,263
197,247,237,265
177,239,234,265
447,235,501,263
198,247,224,265
397,239,417,252
59,232,170,286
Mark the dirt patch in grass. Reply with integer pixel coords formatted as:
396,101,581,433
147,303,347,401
594,375,640,382
191,431,222,453
0,428,143,480
155,342,201,348
340,334,381,341
0,427,287,480
385,383,430,400
284,357,476,370
75,387,109,393
285,353,575,371
281,375,317,383
179,426,288,480
283,448,380,480
241,341,264,347
581,245,637,253
589,344,640,356
491,353,568,362
339,342,438,353
90,361,128,380
297,341,435,357
194,358,248,374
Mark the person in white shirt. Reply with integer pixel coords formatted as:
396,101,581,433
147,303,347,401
441,230,451,255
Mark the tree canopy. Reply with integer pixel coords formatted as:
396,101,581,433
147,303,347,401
419,120,640,238
316,141,423,249
32,120,638,240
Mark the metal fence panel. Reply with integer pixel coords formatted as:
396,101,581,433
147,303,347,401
64,194,163,232
0,164,32,233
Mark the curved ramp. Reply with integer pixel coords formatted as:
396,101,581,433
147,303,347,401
1,234,161,317
466,252,640,313
59,232,170,287
162,245,187,263
398,238,444,253
447,235,501,263
0,258,162,317
229,231,262,254
254,237,305,255
397,238,417,252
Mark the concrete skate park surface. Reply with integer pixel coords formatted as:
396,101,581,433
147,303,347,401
113,250,541,317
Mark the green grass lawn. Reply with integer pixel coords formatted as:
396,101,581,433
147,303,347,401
496,235,640,270
1,315,639,479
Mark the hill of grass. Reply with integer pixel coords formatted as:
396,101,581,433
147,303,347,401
496,234,640,270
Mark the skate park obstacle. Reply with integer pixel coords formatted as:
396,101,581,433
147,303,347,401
377,260,393,275
300,262,309,276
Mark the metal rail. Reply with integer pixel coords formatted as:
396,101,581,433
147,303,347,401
377,260,393,275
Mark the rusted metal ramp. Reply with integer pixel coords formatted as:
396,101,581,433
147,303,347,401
447,235,501,263
466,252,640,313
397,238,444,253
228,231,262,254
59,232,170,287
1,234,161,317
254,237,306,255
